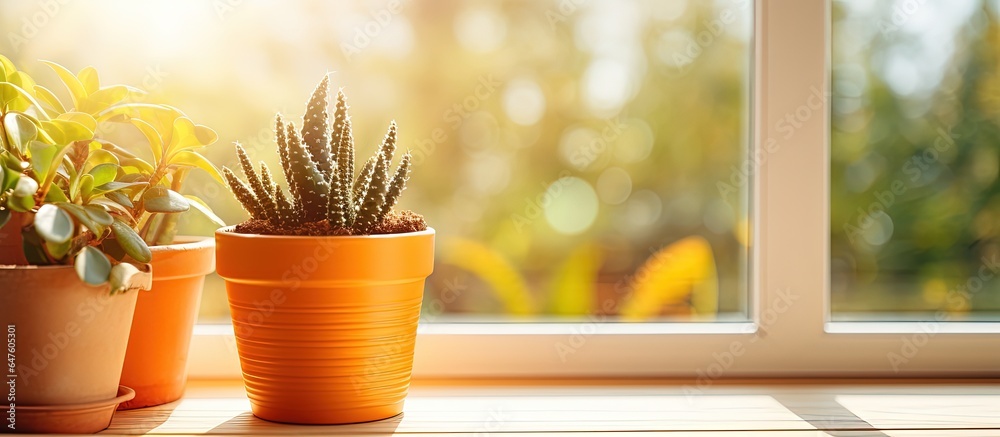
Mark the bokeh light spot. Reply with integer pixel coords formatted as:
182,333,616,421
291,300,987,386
596,167,632,205
624,190,663,228
503,77,546,126
544,177,599,235
454,6,507,53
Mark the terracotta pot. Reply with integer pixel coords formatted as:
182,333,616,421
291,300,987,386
0,265,143,433
118,237,215,410
0,212,30,265
215,226,435,424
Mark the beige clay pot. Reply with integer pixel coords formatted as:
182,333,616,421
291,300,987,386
0,265,142,433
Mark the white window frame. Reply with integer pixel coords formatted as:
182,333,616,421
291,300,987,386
188,0,1000,380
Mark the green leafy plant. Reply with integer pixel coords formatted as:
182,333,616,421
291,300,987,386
225,75,425,235
114,108,225,245
0,56,222,291
35,60,226,245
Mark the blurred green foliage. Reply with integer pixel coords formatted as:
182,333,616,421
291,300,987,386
831,0,1000,318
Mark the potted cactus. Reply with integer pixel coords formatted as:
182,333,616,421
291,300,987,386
22,61,226,411
216,75,433,424
0,57,159,433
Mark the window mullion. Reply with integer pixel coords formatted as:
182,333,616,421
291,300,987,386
755,0,829,347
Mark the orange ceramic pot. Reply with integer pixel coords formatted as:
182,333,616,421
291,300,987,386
215,226,434,424
119,237,215,410
0,265,143,433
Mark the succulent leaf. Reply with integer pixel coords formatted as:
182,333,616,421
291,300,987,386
354,146,393,234
74,246,111,286
274,184,299,228
326,159,346,227
236,143,276,221
332,91,355,199
110,219,152,263
379,152,412,222
352,155,377,211
284,122,330,222
274,113,297,204
332,91,356,225
259,162,274,190
142,186,190,213
109,262,152,295
301,75,335,178
224,167,264,220
376,121,398,180
34,204,73,244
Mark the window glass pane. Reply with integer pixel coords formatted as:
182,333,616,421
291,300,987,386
831,0,1000,320
0,0,752,322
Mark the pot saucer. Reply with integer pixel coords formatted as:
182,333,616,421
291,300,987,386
8,385,135,434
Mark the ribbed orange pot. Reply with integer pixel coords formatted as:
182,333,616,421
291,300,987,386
119,237,215,410
215,226,434,424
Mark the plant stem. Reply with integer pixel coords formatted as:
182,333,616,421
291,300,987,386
147,169,187,245
131,153,171,236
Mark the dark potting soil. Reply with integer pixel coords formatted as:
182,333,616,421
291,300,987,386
233,210,428,236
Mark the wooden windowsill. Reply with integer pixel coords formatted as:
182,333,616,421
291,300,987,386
107,378,1000,435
